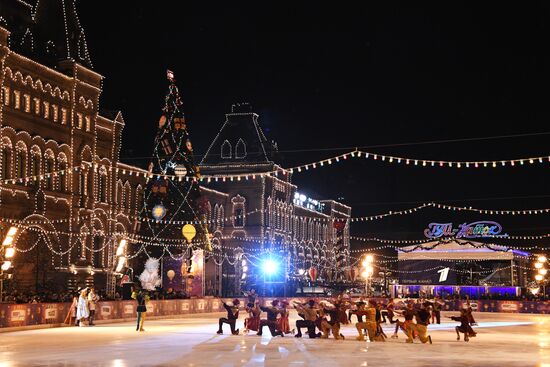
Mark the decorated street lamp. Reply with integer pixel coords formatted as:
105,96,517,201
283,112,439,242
1,226,18,302
361,254,374,297
534,255,548,297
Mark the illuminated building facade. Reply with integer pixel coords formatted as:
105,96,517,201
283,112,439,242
0,1,351,297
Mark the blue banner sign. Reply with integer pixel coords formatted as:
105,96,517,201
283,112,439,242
424,221,506,239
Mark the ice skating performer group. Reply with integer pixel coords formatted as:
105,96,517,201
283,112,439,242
212,293,482,344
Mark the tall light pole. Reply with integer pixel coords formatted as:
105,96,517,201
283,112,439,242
361,254,374,297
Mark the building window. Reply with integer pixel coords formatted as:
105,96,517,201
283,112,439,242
14,91,21,110
16,150,26,183
45,158,54,190
33,97,40,115
61,108,68,124
2,86,9,106
85,116,91,132
1,146,11,179
43,101,50,119
221,140,232,159
79,173,86,204
23,94,30,112
59,161,67,192
31,154,40,178
234,208,244,227
77,113,83,129
231,195,246,228
98,167,107,202
52,105,58,122
235,138,247,159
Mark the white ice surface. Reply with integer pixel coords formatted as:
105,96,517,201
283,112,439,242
0,311,548,367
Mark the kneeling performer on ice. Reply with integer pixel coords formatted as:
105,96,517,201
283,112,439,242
217,299,240,335
319,300,344,340
258,300,283,337
244,300,261,333
450,308,477,342
294,299,319,338
406,302,432,344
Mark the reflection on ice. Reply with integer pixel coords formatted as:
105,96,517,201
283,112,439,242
0,311,548,366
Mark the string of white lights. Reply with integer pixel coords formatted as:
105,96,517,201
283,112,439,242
6,147,550,189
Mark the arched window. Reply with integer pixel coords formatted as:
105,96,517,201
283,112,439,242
98,166,107,203
1,140,12,180
232,195,246,228
221,140,232,159
116,180,123,206
58,154,68,192
44,155,54,191
134,185,143,213
30,147,41,187
79,172,86,195
218,205,225,228
16,143,27,185
124,182,132,209
235,138,246,159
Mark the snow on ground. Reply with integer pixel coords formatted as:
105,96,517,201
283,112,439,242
0,311,548,367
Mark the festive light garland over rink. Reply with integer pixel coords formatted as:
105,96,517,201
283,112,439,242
4,197,550,229
6,147,550,188
2,141,550,267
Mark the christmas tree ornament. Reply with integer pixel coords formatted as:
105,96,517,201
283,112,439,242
159,115,167,128
175,164,187,177
182,224,196,243
151,204,167,220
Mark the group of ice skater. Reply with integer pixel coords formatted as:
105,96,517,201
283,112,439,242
64,287,99,327
216,291,478,343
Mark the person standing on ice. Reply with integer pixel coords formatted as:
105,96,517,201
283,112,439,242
132,287,149,332
64,292,79,326
76,289,89,327
431,296,443,324
87,287,99,326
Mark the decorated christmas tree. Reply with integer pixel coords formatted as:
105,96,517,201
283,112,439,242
139,70,211,258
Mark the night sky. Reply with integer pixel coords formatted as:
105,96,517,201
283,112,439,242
77,2,550,243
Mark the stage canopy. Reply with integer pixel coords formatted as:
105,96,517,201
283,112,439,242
397,239,529,261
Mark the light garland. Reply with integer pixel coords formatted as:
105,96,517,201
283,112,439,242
5,196,550,229
6,145,550,188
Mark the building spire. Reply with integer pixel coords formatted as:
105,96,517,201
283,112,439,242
33,0,93,68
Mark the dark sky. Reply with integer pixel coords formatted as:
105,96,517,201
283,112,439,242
77,2,550,241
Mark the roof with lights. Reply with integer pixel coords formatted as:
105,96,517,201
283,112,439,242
200,103,278,168
0,0,92,69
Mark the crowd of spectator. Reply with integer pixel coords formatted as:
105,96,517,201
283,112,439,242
2,287,191,304
3,287,549,304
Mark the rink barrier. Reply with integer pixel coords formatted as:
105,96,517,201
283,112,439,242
1,297,549,329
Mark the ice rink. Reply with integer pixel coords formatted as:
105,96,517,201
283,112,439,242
0,311,548,367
